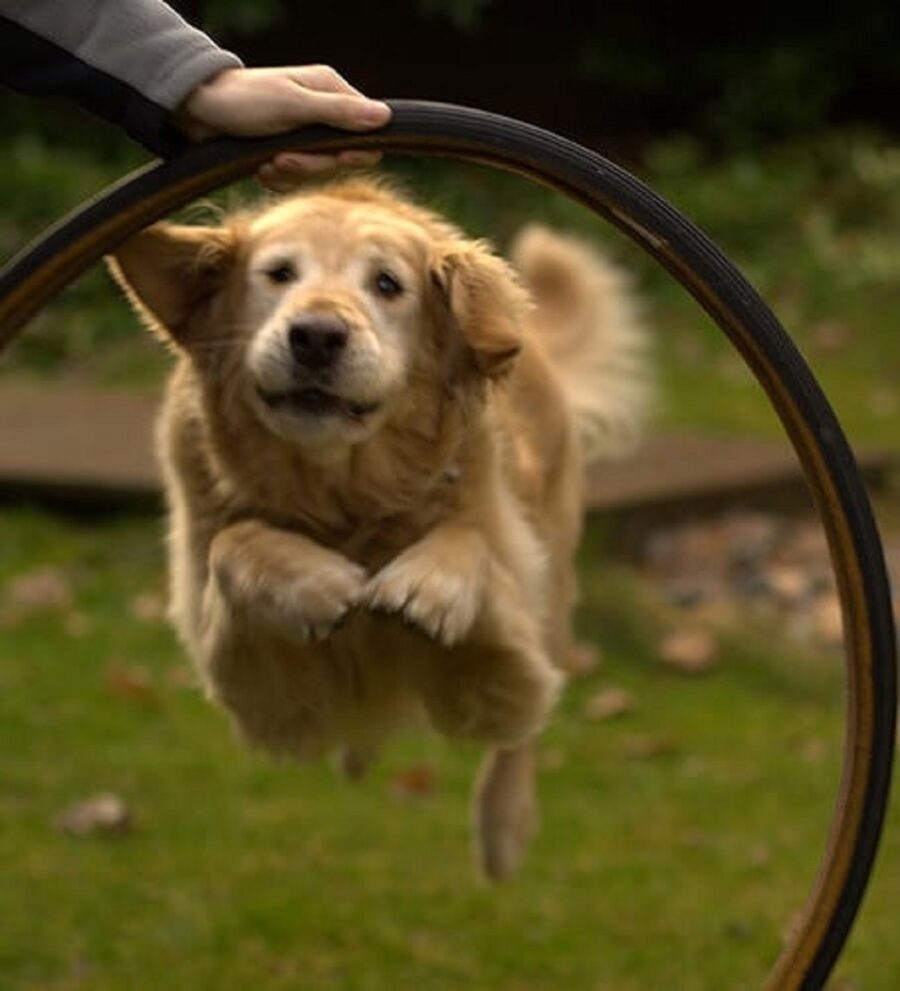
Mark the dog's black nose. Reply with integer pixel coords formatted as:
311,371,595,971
288,316,349,370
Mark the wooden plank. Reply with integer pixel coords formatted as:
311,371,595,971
0,385,159,499
588,433,822,510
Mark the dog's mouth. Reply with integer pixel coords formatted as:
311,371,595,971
256,386,380,421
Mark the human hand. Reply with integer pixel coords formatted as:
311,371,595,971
176,65,391,190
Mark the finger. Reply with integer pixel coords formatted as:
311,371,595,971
283,90,392,131
337,150,382,168
257,153,342,190
258,149,382,191
268,150,379,173
273,151,341,172
288,64,360,96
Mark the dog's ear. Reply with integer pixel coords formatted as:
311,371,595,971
106,223,236,344
429,240,530,380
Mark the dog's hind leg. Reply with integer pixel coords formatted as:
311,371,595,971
472,741,538,881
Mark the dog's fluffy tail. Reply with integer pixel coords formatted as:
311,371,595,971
511,225,653,462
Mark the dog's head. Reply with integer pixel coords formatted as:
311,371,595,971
109,180,530,453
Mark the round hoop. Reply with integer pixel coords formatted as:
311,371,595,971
0,100,894,990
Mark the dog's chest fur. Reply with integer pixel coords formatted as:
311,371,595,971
171,365,492,572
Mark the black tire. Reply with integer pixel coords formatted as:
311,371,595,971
0,100,894,990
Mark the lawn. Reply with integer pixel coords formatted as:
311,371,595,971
0,123,898,989
1,506,895,991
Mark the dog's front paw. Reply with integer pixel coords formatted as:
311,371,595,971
365,541,485,647
278,554,367,642
210,524,366,643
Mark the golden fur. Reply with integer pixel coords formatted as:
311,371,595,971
108,178,650,879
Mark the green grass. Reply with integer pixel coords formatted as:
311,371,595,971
0,507,895,990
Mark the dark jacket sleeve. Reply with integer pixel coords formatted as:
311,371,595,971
0,1,242,158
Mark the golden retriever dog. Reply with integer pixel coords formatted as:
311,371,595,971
108,178,650,879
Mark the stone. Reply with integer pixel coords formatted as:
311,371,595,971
658,628,720,673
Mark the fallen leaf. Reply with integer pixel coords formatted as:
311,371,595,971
63,611,92,638
55,793,131,837
390,764,436,799
658,628,719,673
583,686,635,721
5,566,72,612
620,734,676,760
567,641,601,676
797,736,828,765
809,320,849,355
166,666,196,690
0,607,22,630
867,385,898,419
765,564,810,604
104,664,161,708
129,591,166,624
748,842,772,868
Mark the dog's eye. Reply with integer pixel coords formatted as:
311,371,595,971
265,262,297,286
373,270,403,299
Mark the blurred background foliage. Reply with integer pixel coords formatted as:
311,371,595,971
195,0,900,150
1,0,899,443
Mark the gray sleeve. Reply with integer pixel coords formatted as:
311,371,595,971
0,0,243,112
